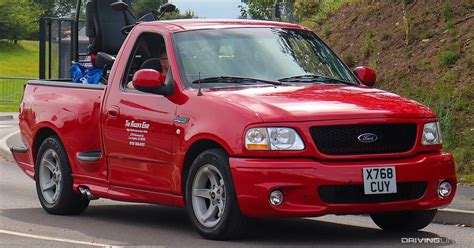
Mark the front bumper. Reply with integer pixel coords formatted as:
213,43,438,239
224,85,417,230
230,152,456,218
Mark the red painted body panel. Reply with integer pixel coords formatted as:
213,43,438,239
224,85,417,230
230,152,456,217
11,20,456,217
18,84,106,183
151,19,306,32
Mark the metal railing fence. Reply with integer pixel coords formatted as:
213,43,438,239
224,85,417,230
0,76,35,103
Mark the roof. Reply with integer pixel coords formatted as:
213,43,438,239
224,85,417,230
139,19,306,32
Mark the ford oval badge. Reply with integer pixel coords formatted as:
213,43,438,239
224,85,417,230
358,133,378,143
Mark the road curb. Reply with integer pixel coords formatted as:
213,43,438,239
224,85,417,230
0,130,18,161
0,115,13,121
434,208,474,227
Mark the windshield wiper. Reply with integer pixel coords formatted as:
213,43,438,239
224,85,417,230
192,76,285,86
278,74,357,86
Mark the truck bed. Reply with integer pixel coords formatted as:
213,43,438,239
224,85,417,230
16,79,106,179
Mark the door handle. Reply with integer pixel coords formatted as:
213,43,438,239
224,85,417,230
106,106,120,118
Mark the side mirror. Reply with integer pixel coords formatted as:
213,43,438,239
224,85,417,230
132,69,165,94
353,66,376,87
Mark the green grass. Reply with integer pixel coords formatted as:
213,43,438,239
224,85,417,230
314,0,360,21
380,71,474,182
438,44,460,68
0,79,28,112
0,40,40,112
459,174,474,185
0,40,39,77
0,102,20,112
361,31,375,58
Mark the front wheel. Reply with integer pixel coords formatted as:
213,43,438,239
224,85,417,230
185,149,247,240
370,209,437,231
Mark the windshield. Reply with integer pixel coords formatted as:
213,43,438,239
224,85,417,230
173,28,357,88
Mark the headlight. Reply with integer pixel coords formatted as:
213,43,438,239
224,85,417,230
422,122,442,145
245,127,305,151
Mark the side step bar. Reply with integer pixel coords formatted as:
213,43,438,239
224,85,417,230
77,151,101,162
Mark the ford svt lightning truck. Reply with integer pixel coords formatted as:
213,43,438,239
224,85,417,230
11,19,456,240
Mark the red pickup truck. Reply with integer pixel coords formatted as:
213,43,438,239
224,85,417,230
11,19,456,240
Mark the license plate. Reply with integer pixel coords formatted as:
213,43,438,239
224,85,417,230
363,167,397,195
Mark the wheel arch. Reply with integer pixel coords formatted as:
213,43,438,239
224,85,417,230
181,139,228,199
32,127,59,164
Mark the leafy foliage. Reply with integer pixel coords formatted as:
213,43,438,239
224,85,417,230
133,0,168,17
239,0,274,20
361,32,375,59
161,9,195,20
442,4,455,22
133,0,195,19
295,0,323,19
438,44,460,68
33,0,76,18
240,0,297,22
0,0,43,42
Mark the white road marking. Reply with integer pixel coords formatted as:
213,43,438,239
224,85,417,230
0,125,17,128
0,229,118,247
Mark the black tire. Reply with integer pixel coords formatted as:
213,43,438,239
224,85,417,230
35,136,89,215
185,149,248,240
370,209,437,231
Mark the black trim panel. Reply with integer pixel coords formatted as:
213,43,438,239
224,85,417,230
318,181,427,204
77,151,102,162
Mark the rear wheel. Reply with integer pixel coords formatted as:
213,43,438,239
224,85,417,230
35,136,89,215
370,209,437,231
185,149,247,240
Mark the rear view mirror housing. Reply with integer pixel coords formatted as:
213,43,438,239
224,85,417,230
133,69,165,93
132,69,174,96
353,66,376,87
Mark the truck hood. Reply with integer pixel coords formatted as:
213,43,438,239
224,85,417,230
207,85,435,122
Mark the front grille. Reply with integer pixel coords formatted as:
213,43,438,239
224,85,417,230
318,182,427,204
309,123,417,155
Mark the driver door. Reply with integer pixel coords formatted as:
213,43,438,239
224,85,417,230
102,32,176,193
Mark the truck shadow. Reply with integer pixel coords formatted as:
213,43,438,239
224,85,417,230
1,203,448,246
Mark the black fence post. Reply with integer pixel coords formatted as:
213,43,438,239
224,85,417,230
58,20,63,78
71,19,76,64
48,18,52,79
39,18,46,80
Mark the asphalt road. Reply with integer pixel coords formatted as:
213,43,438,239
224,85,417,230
1,157,472,247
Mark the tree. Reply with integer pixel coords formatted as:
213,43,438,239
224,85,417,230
239,0,274,20
133,0,167,17
0,0,43,43
133,0,195,19
294,0,323,20
34,0,76,17
240,0,296,22
162,9,195,20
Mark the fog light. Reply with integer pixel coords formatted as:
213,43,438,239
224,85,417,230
438,181,452,198
269,190,284,206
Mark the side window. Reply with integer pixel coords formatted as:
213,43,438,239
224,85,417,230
122,33,166,90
